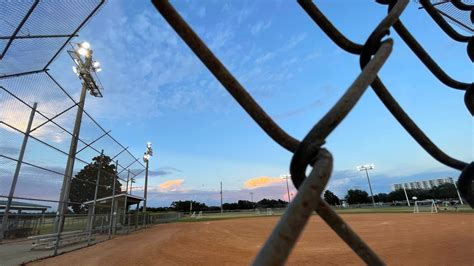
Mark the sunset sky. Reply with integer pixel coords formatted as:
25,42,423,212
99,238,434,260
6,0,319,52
1,0,471,208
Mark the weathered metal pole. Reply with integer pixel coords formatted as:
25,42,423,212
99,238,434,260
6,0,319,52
88,150,103,246
220,181,223,213
364,169,376,207
122,170,130,227
108,160,118,239
0,102,37,242
143,159,149,223
402,184,410,207
54,82,87,256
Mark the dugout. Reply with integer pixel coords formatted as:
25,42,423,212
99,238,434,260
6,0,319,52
0,200,50,239
83,193,143,233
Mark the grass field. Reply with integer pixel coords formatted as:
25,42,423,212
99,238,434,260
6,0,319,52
29,212,473,266
177,205,473,222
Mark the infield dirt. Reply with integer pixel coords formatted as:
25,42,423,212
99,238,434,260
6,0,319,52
30,213,473,265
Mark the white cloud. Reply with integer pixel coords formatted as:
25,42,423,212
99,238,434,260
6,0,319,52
255,52,275,64
250,20,272,35
281,33,307,51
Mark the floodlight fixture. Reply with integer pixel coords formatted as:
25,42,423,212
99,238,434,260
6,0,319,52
143,153,151,162
144,142,153,162
80,41,91,49
357,164,375,171
68,41,103,97
77,47,90,57
412,196,418,200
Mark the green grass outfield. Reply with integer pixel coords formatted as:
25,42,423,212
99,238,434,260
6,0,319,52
177,205,473,223
335,205,473,214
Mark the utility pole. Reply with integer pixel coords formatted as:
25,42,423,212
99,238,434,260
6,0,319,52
250,192,254,203
220,181,223,213
0,103,37,242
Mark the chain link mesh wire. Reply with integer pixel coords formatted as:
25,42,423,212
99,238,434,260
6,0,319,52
426,0,473,34
151,0,473,264
0,0,153,251
0,0,105,77
0,70,145,207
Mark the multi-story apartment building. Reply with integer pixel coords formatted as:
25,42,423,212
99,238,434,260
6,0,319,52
391,177,454,191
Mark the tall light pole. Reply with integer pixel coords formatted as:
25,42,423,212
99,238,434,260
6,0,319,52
54,41,102,255
143,142,153,222
281,175,291,203
402,183,410,207
220,181,223,213
357,164,376,207
250,192,254,203
450,177,464,205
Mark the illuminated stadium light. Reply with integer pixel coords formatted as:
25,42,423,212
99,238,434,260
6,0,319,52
68,41,103,97
80,41,91,49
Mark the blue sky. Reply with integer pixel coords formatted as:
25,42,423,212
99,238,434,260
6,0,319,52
2,0,472,207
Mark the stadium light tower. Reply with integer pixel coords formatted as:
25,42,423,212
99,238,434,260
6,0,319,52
357,164,376,207
54,41,103,255
143,142,153,213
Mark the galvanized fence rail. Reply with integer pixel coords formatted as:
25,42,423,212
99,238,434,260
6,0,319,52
151,0,473,264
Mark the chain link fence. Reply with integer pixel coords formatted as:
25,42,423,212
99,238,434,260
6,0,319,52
151,0,473,264
0,0,185,264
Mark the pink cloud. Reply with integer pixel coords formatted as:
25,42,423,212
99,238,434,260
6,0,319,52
158,179,184,191
244,176,285,189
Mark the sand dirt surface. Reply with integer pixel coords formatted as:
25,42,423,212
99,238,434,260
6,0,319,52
30,213,473,265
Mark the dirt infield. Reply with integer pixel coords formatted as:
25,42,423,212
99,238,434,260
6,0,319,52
30,213,473,265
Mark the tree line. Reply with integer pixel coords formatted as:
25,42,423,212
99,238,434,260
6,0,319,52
323,183,460,205
141,198,289,213
67,154,461,213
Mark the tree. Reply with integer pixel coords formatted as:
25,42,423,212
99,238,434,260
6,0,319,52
430,183,457,199
388,189,406,202
69,155,122,214
237,200,254,209
373,193,389,203
256,198,288,208
323,190,340,205
345,189,370,204
170,200,208,212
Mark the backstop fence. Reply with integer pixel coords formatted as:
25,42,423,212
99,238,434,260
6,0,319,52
0,0,165,262
151,0,473,265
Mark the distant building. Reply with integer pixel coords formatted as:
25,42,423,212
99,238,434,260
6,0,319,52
391,177,454,191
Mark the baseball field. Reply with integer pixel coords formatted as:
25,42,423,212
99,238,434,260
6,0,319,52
29,213,473,265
